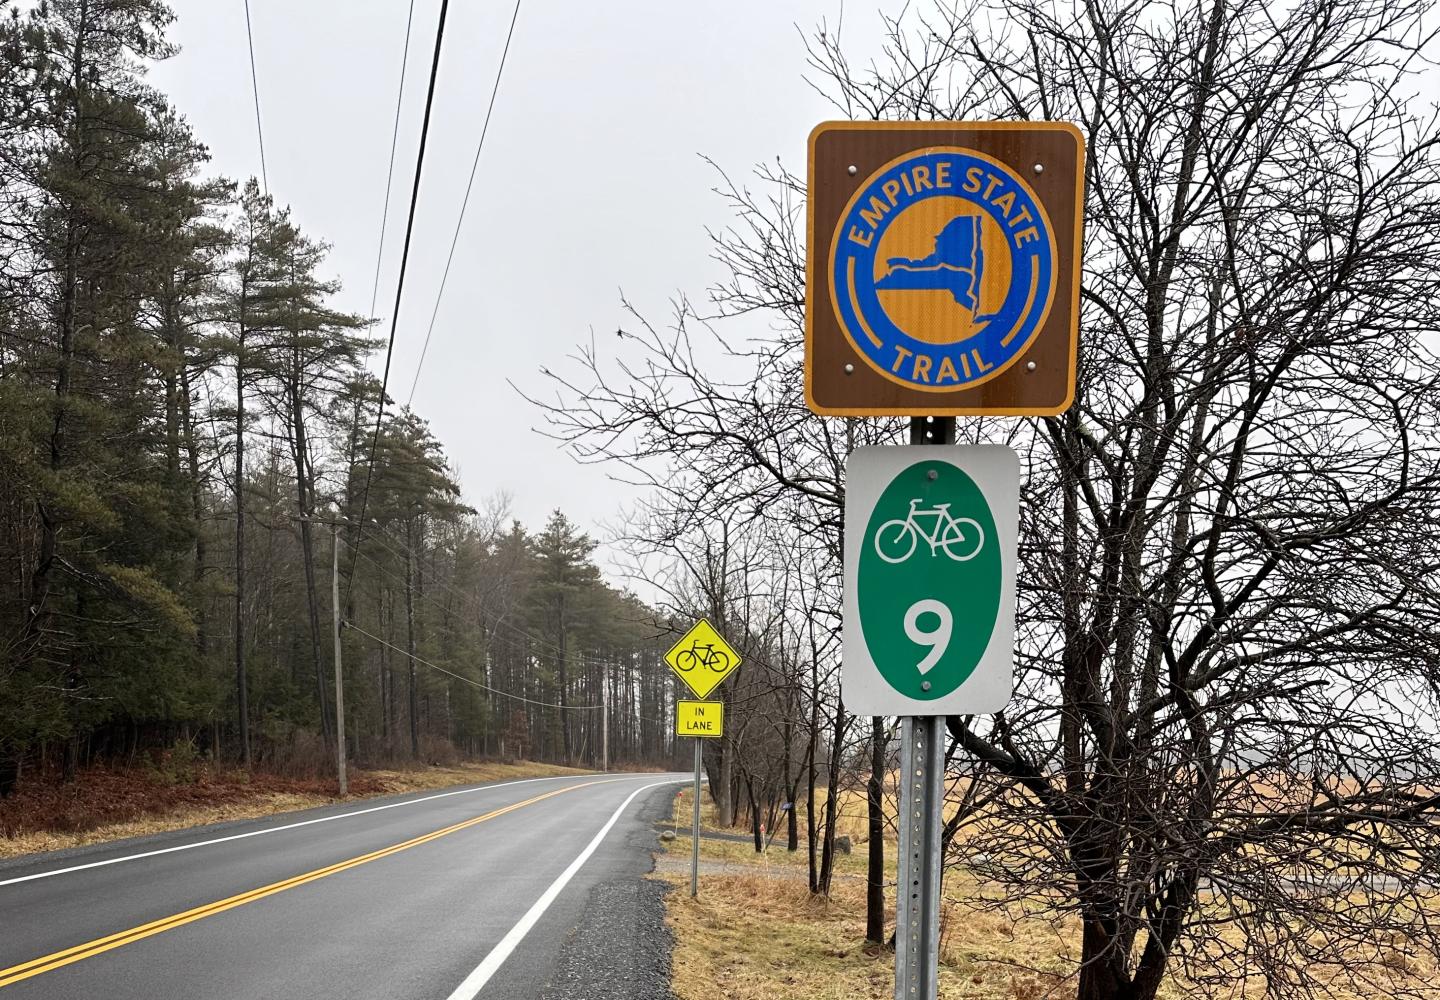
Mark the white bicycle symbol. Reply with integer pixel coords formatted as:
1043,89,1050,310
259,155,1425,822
874,499,985,564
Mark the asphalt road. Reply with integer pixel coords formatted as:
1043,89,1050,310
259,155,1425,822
0,771,687,999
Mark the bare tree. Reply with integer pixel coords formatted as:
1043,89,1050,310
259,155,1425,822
542,0,1440,996
532,299,887,891
816,2,1440,998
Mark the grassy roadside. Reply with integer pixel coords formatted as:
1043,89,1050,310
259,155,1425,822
659,818,1066,999
657,791,1437,1000
0,759,591,860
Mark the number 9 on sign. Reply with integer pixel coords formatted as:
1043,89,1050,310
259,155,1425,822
904,599,952,676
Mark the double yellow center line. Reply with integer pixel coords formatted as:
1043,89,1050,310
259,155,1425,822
0,780,601,989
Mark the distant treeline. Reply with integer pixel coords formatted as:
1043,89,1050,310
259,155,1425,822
0,0,678,792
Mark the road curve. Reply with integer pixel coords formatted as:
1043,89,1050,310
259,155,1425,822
0,771,687,999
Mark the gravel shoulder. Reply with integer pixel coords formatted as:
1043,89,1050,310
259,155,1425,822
542,784,680,1000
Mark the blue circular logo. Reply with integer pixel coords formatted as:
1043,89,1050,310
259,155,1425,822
829,148,1057,391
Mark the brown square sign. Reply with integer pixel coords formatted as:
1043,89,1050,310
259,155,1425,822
805,121,1084,416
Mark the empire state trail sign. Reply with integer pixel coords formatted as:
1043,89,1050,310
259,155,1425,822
806,121,1084,415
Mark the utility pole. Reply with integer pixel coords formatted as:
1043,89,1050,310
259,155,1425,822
293,514,351,796
601,665,609,772
332,523,347,796
235,326,250,769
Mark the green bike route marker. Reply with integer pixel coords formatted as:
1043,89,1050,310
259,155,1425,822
842,445,1017,716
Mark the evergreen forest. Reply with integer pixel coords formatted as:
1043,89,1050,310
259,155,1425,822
0,1,678,794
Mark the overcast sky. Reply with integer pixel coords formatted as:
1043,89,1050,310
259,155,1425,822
148,1,1440,580
148,0,873,554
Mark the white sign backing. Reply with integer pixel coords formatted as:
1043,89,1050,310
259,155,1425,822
843,445,1017,715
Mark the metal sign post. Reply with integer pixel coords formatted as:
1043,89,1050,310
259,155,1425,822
896,714,945,998
897,417,952,1000
810,119,1081,1000
674,699,724,898
691,739,702,898
840,426,1020,999
666,626,740,903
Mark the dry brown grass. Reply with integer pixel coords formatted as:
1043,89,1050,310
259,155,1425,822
1,791,330,859
672,785,870,847
660,791,1439,1000
0,759,591,859
661,804,1077,1000
662,862,1440,1000
359,760,587,793
663,870,1087,1000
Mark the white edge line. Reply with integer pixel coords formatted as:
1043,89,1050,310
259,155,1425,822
0,773,646,889
444,778,683,1000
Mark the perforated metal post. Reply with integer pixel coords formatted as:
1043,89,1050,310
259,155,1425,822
894,415,953,1000
895,715,945,999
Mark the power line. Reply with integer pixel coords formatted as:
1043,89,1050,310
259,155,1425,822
344,621,601,710
346,0,451,608
315,512,610,666
346,612,666,731
407,0,524,406
352,524,640,666
367,0,418,322
343,545,673,729
348,534,618,667
242,0,268,194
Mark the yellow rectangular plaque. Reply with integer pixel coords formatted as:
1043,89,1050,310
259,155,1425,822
675,700,724,738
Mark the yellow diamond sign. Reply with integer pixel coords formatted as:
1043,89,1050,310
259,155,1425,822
664,619,742,699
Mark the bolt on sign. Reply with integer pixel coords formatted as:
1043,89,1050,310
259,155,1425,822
806,121,1085,415
842,445,1017,715
675,700,724,738
664,619,742,700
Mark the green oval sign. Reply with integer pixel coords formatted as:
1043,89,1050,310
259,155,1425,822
857,459,1001,701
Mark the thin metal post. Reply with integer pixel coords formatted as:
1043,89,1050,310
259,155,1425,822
691,739,702,898
895,415,953,1000
332,525,347,797
895,715,945,1000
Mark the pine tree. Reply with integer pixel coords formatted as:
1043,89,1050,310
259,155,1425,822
215,178,291,766
247,211,370,747
527,511,600,763
354,409,466,757
0,0,678,789
0,0,198,790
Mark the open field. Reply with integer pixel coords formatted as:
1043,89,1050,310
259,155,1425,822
0,759,591,859
660,791,1440,1000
